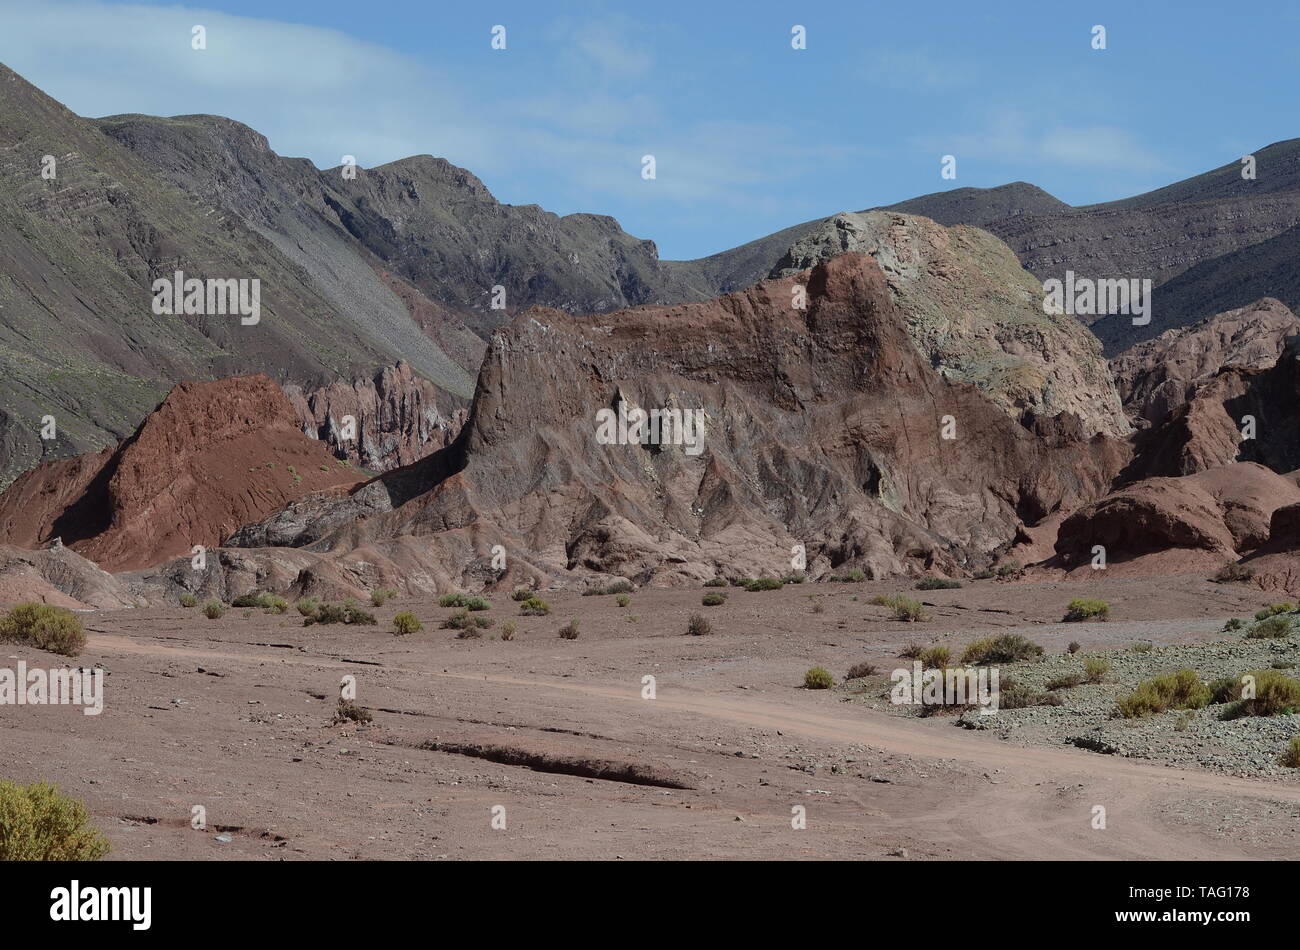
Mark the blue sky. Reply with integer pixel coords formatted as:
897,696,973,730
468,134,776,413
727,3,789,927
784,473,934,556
1,0,1297,259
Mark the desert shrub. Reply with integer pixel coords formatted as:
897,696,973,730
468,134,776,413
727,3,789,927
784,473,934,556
829,568,865,583
265,595,289,615
1247,615,1293,639
1255,603,1295,620
342,602,376,626
1117,670,1210,718
1223,618,1244,632
1208,676,1240,704
333,698,372,724
810,598,825,614
1282,737,1300,769
296,597,320,617
308,603,347,625
898,642,925,659
201,600,225,620
919,646,951,669
1274,661,1298,669
439,593,468,608
0,781,109,860
729,577,753,588
1213,563,1254,584
892,597,927,622
702,592,726,607
231,593,267,608
1064,598,1109,622
371,587,398,607
973,569,995,580
179,592,198,608
782,574,805,585
1046,673,1084,691
869,594,894,606
558,619,580,640
615,594,630,607
0,603,87,657
500,620,518,641
995,562,1020,578
444,609,493,632
703,578,728,588
519,597,551,616
392,612,422,635
995,678,1059,709
804,667,834,689
1067,641,1081,654
845,661,878,679
915,577,961,591
960,634,1044,665
582,579,633,596
1083,657,1110,683
744,577,784,592
1131,640,1154,653
456,626,483,640
686,612,712,636
463,597,492,612
510,587,534,602
1222,670,1300,718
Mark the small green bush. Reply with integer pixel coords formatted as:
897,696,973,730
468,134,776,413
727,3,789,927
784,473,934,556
510,587,534,602
781,574,805,585
1223,618,1245,632
829,568,866,583
444,609,493,632
919,646,951,669
1067,641,1081,654
891,597,926,622
744,577,784,592
1131,640,1154,653
1046,673,1084,691
0,603,87,657
342,602,376,625
702,592,726,607
1255,603,1295,620
371,587,398,607
1083,657,1110,683
500,620,517,641
994,562,1020,578
265,595,289,615
0,781,109,860
519,597,551,616
728,577,753,588
1282,737,1300,769
973,569,995,580
202,600,225,620
179,592,198,608
1221,670,1300,718
333,699,372,724
1117,670,1210,718
309,603,347,625
296,597,320,617
898,642,925,659
392,612,422,635
804,667,834,689
915,578,961,590
1064,598,1109,622
439,593,468,608
463,597,492,612
558,619,580,640
1247,615,1293,639
615,594,630,607
703,578,728,588
687,613,711,636
960,634,1044,665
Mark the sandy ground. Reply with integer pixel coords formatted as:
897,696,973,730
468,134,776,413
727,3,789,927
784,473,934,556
3,573,1299,860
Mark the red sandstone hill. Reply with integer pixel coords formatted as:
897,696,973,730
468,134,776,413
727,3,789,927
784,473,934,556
0,375,362,572
226,253,1129,587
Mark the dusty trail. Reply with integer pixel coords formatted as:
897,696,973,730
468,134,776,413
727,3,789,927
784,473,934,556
92,628,1298,859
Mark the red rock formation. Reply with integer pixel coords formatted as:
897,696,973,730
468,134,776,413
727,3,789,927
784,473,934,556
229,253,1129,586
1110,297,1300,427
1051,462,1300,574
282,361,468,473
0,375,362,572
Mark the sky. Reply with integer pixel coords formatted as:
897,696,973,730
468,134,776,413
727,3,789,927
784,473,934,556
1,0,1297,260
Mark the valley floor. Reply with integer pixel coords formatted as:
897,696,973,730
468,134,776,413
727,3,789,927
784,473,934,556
4,573,1298,860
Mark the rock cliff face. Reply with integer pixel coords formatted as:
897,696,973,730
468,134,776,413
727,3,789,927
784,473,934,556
282,362,468,473
228,253,1128,588
1110,298,1300,426
0,375,361,572
769,212,1129,438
